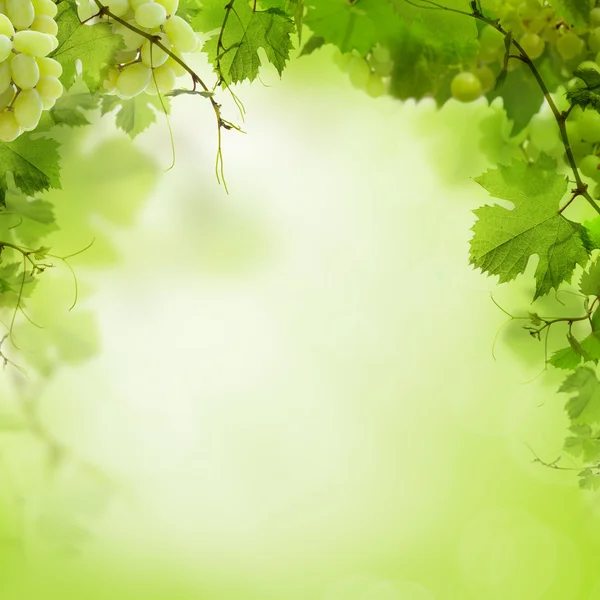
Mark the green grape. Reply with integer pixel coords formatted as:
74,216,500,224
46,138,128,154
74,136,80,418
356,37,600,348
6,0,35,30
332,49,353,72
0,61,11,95
163,15,197,54
368,44,393,76
589,27,600,53
30,15,58,36
13,88,42,130
519,32,545,59
580,154,600,178
567,76,586,92
37,56,62,78
10,53,40,90
41,96,55,110
135,2,167,28
577,60,600,73
141,33,170,68
156,0,179,15
104,0,129,17
129,0,148,9
556,32,585,60
35,75,63,101
13,30,54,57
0,34,12,63
347,56,371,89
166,55,187,77
472,65,495,93
146,63,176,95
366,73,385,98
529,114,559,151
0,111,20,142
116,63,151,98
0,14,14,37
450,71,482,102
578,109,600,143
478,24,504,62
0,85,14,110
115,20,148,51
102,67,119,93
551,85,570,113
31,0,58,17
592,7,600,27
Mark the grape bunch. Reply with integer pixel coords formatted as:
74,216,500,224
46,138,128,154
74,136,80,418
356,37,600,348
78,0,198,100
0,0,63,142
332,45,393,98
449,1,600,104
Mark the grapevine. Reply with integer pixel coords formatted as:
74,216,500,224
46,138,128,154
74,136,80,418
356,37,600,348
5,0,600,561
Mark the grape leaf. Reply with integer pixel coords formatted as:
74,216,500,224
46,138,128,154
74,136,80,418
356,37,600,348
564,424,600,462
299,35,325,56
53,0,123,93
565,68,600,113
560,366,600,424
549,332,600,370
202,2,295,84
178,0,202,24
101,94,171,138
261,0,304,44
469,157,589,300
304,0,401,55
578,468,600,491
0,133,61,209
580,258,600,297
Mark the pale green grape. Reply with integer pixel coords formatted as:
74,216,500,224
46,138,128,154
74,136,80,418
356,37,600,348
116,63,151,97
368,44,393,77
114,49,138,64
0,85,14,110
156,0,179,14
332,49,353,72
141,33,170,67
579,109,600,143
0,34,12,63
104,0,129,16
115,20,148,51
366,73,385,98
347,56,371,89
577,60,600,73
529,114,559,151
37,56,62,77
473,65,495,93
35,75,63,101
166,55,187,77
589,27,600,53
10,53,40,89
77,0,97,22
0,14,14,37
451,71,482,102
41,96,54,110
6,0,35,30
478,24,504,62
0,111,20,142
519,32,545,59
146,63,175,94
13,88,42,130
556,32,585,60
592,7,600,27
129,0,148,9
135,2,167,28
164,15,197,53
0,61,10,95
31,0,58,18
102,67,119,93
13,30,54,57
30,15,58,36
580,154,600,178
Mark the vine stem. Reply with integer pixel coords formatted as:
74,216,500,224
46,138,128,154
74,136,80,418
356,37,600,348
90,0,232,191
404,0,600,216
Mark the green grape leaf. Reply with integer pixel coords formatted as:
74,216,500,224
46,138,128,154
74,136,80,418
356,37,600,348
299,35,325,56
0,261,37,308
53,0,124,93
560,366,600,424
0,133,61,209
47,92,100,128
469,157,589,300
178,0,202,24
203,2,295,84
565,68,600,113
584,216,600,249
580,258,600,297
101,94,171,138
564,424,600,462
548,0,590,27
578,468,600,491
261,0,305,44
549,331,600,370
549,345,586,370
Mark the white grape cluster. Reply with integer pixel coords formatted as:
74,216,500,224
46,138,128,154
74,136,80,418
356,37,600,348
0,0,64,142
450,1,600,104
332,45,392,98
78,0,198,100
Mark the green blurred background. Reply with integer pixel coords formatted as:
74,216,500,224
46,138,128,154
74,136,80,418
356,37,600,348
1,46,600,600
